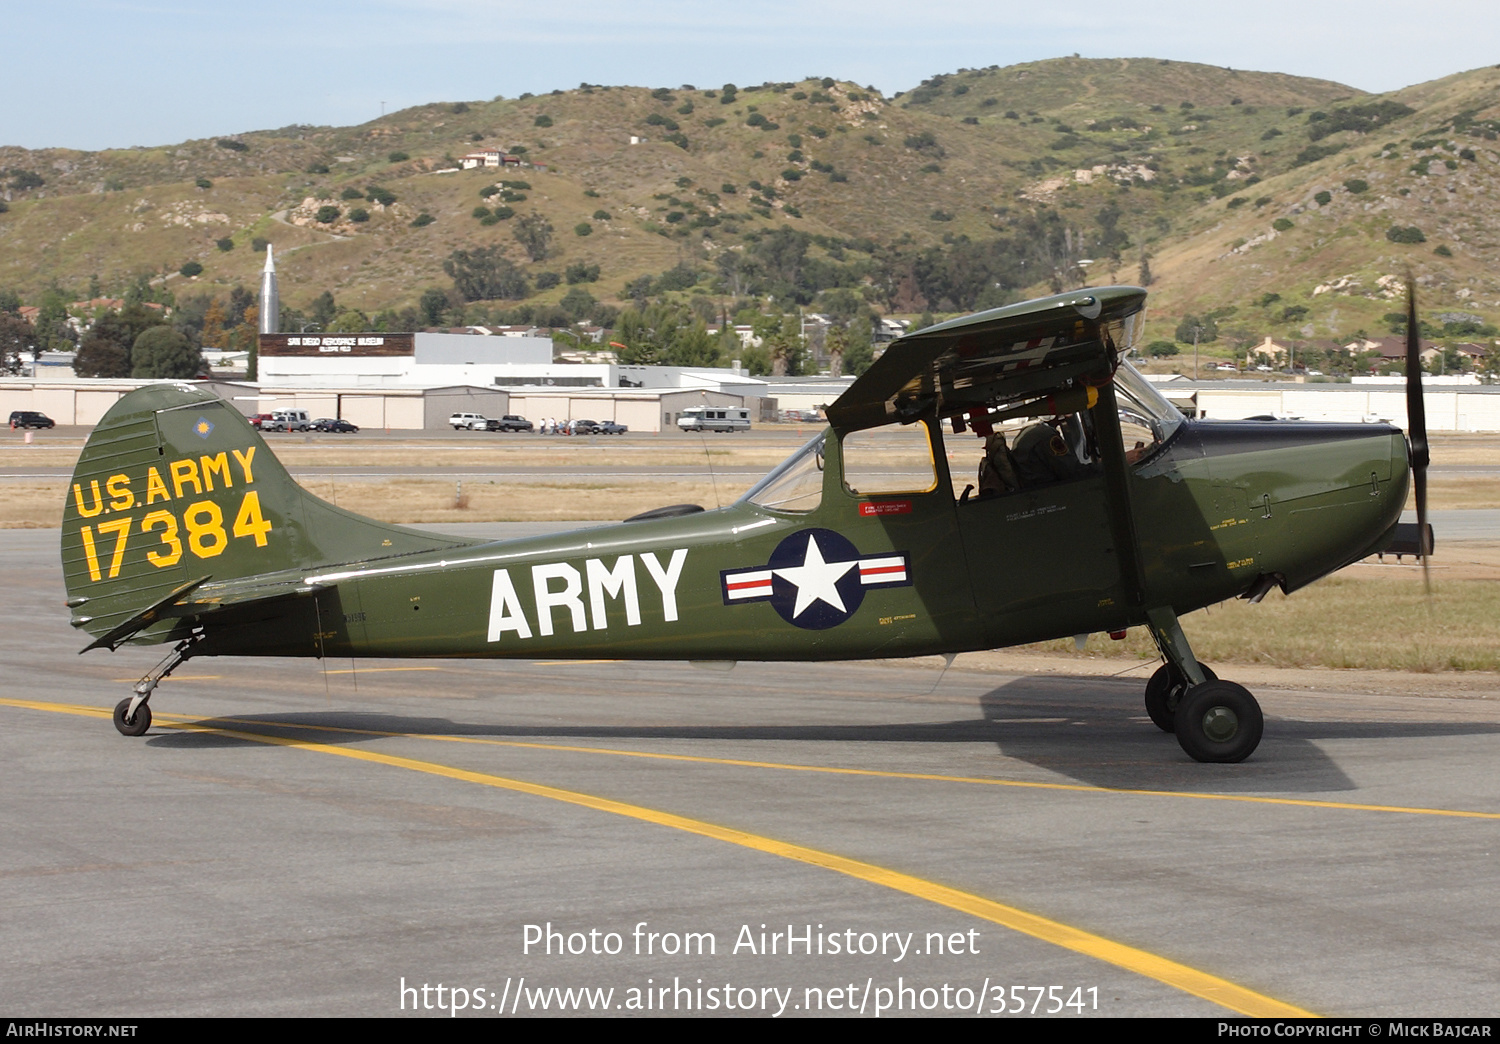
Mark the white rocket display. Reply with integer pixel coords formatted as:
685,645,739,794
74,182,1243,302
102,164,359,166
259,244,279,334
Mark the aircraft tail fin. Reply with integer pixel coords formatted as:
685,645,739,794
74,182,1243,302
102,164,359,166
62,383,473,644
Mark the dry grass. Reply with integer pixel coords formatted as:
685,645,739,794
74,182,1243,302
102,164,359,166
1027,574,1500,673
1412,476,1500,510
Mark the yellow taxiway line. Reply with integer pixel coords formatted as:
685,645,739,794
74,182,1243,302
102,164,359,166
2,695,1312,1017
119,708,1500,823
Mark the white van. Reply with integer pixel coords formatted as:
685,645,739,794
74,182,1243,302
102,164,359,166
677,407,751,433
266,409,312,432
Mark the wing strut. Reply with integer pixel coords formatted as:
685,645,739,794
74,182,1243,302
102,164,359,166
1089,381,1146,610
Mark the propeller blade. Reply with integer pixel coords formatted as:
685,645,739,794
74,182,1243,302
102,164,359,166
1404,278,1431,591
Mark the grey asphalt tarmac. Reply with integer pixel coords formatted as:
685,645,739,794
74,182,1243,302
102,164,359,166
3,527,1499,1018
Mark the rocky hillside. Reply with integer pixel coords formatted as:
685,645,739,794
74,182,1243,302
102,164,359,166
2,57,1498,341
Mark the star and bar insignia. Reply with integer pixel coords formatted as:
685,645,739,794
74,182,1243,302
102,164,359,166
721,528,911,630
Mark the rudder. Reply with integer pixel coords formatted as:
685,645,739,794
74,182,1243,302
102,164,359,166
63,383,472,644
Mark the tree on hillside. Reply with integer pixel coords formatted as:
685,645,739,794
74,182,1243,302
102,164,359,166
201,299,229,350
308,292,338,329
765,313,807,377
826,324,847,378
34,291,76,353
512,211,554,262
1175,314,1219,344
419,288,451,327
842,320,875,377
74,302,168,377
74,313,134,377
612,302,720,366
444,247,530,301
0,313,35,375
325,309,372,333
559,287,597,322
132,326,200,379
227,286,255,328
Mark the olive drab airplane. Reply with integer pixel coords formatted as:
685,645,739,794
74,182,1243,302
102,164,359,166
61,285,1433,762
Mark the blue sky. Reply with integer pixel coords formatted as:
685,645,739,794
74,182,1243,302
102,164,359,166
7,0,1498,151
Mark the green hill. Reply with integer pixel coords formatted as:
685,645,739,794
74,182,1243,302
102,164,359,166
2,57,1499,347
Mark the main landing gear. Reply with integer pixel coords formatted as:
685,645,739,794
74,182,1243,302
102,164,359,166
112,637,198,737
1144,608,1263,763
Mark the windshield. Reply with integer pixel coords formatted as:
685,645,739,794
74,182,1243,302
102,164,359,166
1114,361,1185,446
739,431,826,513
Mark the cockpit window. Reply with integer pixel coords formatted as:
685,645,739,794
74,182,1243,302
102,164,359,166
841,422,938,496
1113,361,1185,460
740,431,825,513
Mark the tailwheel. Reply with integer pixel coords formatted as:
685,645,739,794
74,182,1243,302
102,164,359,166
113,698,152,737
1143,663,1217,732
1174,681,1263,763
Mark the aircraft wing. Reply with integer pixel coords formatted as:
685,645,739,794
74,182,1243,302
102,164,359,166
827,286,1149,431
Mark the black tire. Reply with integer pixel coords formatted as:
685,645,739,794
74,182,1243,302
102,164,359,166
1140,666,1212,729
1174,681,1262,763
113,698,152,737
1144,663,1217,732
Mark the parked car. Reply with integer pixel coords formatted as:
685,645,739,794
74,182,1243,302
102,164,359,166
449,412,490,430
312,418,360,433
485,414,534,432
9,411,55,429
248,413,273,430
566,418,626,435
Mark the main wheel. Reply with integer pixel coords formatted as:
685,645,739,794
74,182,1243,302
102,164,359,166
1174,681,1262,763
1144,663,1216,732
113,698,152,737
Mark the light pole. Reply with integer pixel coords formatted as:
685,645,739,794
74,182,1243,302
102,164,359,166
1192,325,1202,381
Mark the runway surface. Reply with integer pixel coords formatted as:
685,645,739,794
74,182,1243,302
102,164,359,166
4,527,1499,1018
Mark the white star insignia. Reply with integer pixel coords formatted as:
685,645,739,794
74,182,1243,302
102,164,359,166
773,534,856,618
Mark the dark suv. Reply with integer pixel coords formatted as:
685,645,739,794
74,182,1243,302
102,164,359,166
9,411,55,429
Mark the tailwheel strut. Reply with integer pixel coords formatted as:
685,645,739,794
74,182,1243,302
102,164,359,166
114,636,200,737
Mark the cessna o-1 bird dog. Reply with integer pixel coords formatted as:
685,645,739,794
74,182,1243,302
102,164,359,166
61,285,1433,762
